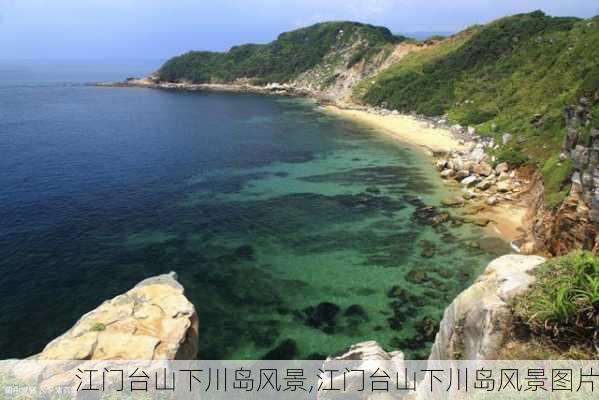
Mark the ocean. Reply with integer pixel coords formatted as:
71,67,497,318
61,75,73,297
0,60,509,360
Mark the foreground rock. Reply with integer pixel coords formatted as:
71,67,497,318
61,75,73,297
36,272,199,360
429,255,545,360
320,341,407,400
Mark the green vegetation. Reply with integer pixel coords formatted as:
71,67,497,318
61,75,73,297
158,21,405,84
513,251,598,353
91,322,106,332
540,156,574,207
359,11,599,206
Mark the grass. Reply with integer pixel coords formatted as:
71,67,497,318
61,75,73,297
512,251,598,352
540,156,574,208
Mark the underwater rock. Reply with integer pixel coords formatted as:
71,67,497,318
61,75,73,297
441,196,465,207
420,240,436,258
406,269,430,284
402,194,425,207
343,304,369,321
415,315,440,342
365,186,381,194
304,302,341,333
234,244,255,259
263,339,298,360
412,205,450,226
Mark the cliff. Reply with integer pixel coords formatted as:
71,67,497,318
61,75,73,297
33,272,198,361
428,255,546,360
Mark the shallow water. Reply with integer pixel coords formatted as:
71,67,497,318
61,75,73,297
0,62,510,360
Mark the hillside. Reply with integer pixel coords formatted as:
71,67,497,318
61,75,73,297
157,21,407,89
357,11,599,206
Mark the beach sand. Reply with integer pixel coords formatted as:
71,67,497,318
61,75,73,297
325,105,465,153
478,203,529,244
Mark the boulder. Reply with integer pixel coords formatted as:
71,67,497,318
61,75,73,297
467,126,476,135
451,124,464,134
472,162,493,177
476,179,494,191
495,162,509,174
435,159,447,171
486,195,499,206
440,169,454,179
502,133,513,145
35,272,199,361
461,175,480,188
455,170,470,181
429,255,546,360
497,180,512,193
570,145,589,170
468,144,486,163
450,156,465,171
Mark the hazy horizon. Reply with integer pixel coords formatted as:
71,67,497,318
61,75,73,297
0,0,597,60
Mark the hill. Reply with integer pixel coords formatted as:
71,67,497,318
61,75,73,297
157,21,407,87
356,11,599,206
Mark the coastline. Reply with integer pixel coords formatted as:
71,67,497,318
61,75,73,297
321,104,531,247
323,105,465,154
104,78,533,248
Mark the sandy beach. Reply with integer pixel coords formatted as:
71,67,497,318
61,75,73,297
325,105,465,154
476,203,529,244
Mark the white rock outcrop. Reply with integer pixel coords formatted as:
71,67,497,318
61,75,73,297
428,255,546,360
36,271,199,361
320,341,407,400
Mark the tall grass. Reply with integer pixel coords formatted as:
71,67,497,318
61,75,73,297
513,251,598,349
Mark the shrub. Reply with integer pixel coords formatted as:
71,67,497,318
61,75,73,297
513,251,599,348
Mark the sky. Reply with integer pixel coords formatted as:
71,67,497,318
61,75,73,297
0,0,597,60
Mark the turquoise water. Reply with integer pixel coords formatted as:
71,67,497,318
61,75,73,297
0,62,510,360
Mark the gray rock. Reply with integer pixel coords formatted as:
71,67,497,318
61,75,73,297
435,159,447,171
440,169,454,179
486,196,499,206
571,171,582,186
451,156,465,171
468,144,486,163
502,133,513,145
476,179,493,191
455,170,470,181
571,145,588,170
451,124,464,134
461,175,480,188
